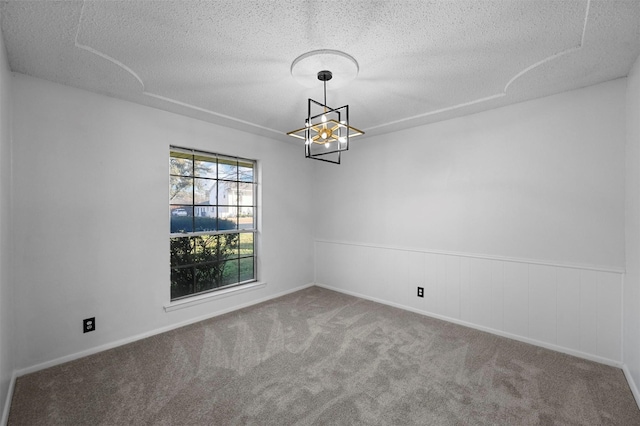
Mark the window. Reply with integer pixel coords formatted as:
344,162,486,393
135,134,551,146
169,147,257,301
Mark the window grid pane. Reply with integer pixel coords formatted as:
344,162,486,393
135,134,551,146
170,147,256,301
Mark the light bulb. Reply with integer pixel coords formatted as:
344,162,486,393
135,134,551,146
321,114,327,123
325,142,330,148
339,136,346,144
305,139,311,145
321,131,327,139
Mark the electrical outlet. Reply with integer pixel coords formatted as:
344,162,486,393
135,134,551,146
417,287,424,298
83,317,95,333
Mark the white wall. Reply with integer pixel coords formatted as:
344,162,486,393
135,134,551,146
0,22,13,422
314,79,627,364
314,79,626,269
3,56,636,413
10,74,314,371
625,55,640,402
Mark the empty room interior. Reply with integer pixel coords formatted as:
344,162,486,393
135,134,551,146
2,0,640,424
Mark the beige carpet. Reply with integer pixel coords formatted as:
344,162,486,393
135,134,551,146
8,286,640,425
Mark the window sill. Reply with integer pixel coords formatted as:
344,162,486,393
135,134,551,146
163,281,266,312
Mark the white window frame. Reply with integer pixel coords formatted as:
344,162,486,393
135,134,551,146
167,146,259,306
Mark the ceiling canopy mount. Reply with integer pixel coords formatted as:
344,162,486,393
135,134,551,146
287,50,364,165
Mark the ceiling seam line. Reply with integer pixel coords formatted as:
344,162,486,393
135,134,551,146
502,0,590,93
73,0,145,90
365,93,505,131
72,1,282,136
370,0,592,132
143,92,283,137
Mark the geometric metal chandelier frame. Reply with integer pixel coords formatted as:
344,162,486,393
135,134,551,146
287,70,364,164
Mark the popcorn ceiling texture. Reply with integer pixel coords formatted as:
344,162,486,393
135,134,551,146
0,0,638,141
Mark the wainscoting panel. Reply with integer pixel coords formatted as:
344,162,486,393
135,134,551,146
314,240,624,365
580,270,599,357
502,261,529,338
597,272,623,361
528,264,557,344
556,267,581,352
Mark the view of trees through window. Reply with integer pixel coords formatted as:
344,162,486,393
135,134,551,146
169,147,256,300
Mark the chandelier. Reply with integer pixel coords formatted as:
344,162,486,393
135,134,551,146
287,50,364,164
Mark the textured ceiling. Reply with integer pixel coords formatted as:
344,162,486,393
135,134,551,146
1,0,639,143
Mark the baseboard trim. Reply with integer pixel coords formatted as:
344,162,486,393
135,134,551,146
315,282,623,368
14,282,315,378
623,364,640,410
2,372,16,426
